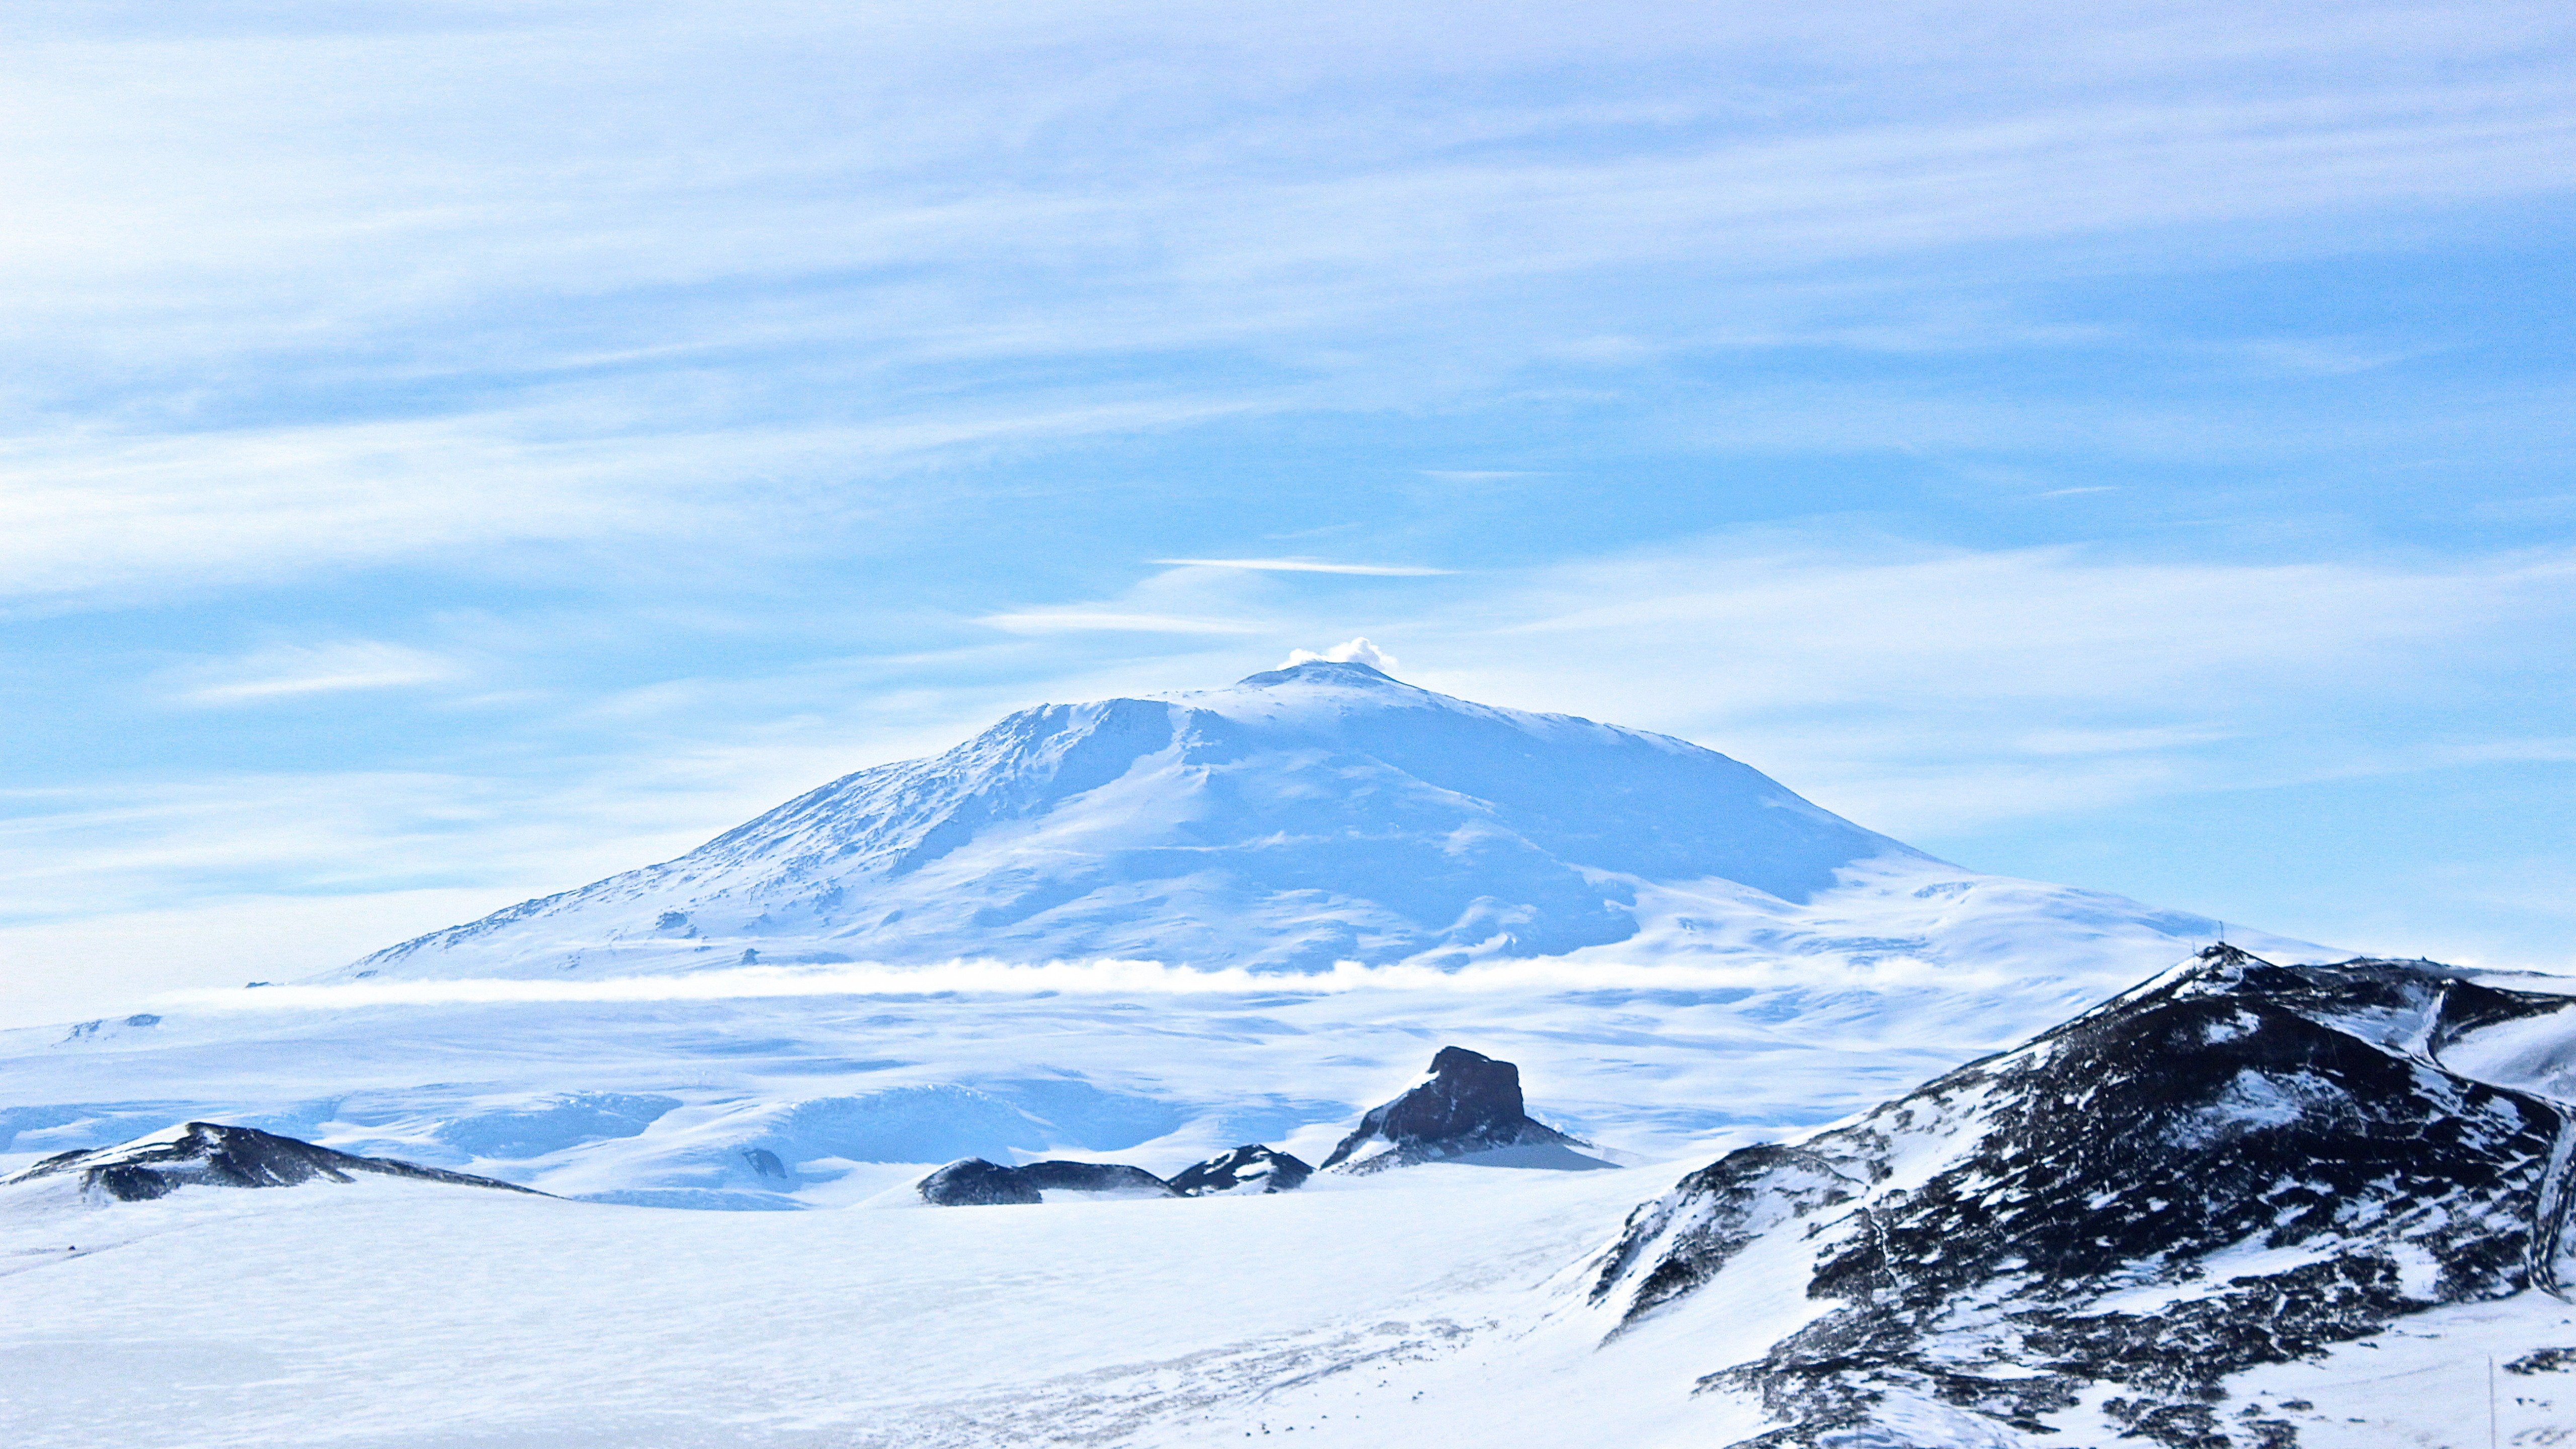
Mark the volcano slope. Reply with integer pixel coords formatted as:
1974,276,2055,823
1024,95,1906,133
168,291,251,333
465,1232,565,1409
1580,946,2576,1447
323,660,2308,984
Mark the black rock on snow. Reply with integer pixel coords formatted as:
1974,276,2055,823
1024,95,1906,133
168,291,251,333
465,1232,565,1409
1585,947,2576,1449
916,1158,1179,1206
1169,1145,1314,1196
1321,1045,1611,1174
5,1121,543,1202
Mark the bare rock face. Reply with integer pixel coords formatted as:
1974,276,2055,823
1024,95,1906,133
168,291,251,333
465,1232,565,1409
1586,946,2576,1448
1015,1161,1177,1196
1168,1145,1313,1196
1321,1046,1606,1174
916,1158,1177,1205
916,1158,1043,1205
5,1122,541,1201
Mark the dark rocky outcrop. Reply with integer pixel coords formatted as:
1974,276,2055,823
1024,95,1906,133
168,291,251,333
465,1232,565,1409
1169,1144,1313,1196
1586,947,2576,1448
1321,1046,1605,1174
917,1158,1044,1205
1016,1161,1176,1195
4,1121,542,1201
916,1157,1177,1205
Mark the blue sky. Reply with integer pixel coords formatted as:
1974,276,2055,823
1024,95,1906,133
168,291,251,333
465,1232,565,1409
4,0,2572,1022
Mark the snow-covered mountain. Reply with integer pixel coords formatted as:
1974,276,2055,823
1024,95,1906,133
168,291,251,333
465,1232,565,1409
336,660,2305,983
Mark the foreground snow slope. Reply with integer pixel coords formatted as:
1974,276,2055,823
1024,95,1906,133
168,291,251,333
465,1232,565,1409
330,661,2305,981
0,1163,1672,1449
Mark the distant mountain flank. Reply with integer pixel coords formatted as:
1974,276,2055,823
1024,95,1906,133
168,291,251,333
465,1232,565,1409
6,1121,538,1202
329,661,2318,983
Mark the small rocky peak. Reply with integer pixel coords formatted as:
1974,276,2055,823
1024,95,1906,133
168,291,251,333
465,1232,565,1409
1169,1145,1314,1196
1320,1045,1600,1174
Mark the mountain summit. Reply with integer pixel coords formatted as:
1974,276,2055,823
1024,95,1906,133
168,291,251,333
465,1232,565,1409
335,662,2300,981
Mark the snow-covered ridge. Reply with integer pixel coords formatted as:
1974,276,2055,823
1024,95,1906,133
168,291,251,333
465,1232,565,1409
329,661,2309,984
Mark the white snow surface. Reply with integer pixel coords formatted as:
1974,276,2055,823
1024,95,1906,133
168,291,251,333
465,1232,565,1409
8,1122,2572,1448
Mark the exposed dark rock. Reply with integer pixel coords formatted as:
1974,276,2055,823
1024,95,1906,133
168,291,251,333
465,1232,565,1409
1169,1145,1313,1196
916,1157,1177,1205
1017,1161,1177,1195
917,1158,1042,1205
4,1121,543,1202
1586,947,2576,1448
2507,1347,2576,1375
1320,1045,1603,1174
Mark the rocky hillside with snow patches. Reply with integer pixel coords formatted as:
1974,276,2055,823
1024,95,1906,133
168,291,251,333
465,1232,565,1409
1581,946,2576,1447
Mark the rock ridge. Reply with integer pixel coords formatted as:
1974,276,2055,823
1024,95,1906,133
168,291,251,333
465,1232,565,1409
6,1121,543,1202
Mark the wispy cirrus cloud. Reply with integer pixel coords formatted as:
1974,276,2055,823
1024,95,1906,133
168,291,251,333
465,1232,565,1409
4,0,2574,1020
172,641,464,706
0,0,2566,622
977,611,1266,635
1152,558,1453,576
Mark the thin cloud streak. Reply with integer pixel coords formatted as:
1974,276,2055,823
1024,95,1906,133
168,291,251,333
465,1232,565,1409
6,7,2570,393
174,642,464,706
1153,558,1453,576
978,612,1267,635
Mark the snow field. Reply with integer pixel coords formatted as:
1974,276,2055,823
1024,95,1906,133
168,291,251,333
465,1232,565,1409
0,1160,1684,1449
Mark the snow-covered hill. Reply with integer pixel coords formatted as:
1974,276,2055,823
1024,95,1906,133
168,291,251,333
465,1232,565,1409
335,660,2313,985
